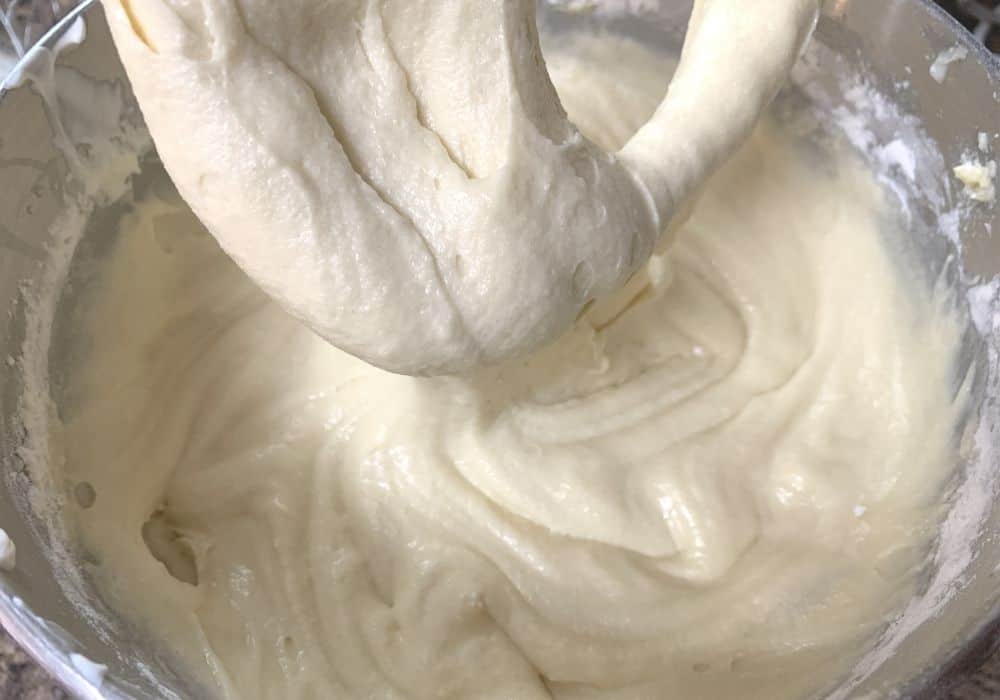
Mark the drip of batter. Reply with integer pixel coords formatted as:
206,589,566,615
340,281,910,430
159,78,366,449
103,0,819,374
52,36,965,700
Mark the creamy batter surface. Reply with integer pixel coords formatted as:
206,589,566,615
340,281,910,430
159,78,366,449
51,37,965,700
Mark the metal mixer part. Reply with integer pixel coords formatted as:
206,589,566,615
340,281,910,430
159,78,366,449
0,0,81,59
0,0,94,93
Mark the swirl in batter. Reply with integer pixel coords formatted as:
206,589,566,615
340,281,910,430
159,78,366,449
53,37,965,700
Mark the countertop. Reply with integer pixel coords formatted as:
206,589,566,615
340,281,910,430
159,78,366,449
0,627,67,700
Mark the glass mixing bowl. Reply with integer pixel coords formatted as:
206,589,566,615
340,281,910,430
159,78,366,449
0,1,997,698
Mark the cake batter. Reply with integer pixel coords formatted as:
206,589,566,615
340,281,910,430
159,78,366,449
50,36,966,700
102,0,820,374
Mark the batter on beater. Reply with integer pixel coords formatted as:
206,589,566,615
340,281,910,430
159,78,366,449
103,0,820,374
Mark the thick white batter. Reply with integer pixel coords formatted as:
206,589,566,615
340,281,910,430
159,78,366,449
51,37,966,700
102,0,819,374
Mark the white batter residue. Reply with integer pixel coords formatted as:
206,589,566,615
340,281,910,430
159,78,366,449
929,44,968,84
49,37,966,700
0,529,15,572
70,653,108,689
102,0,819,375
954,159,997,204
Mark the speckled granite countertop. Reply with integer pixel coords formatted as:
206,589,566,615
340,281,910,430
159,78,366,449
0,627,67,700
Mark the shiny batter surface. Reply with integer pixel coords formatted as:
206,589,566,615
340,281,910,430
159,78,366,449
54,38,964,700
